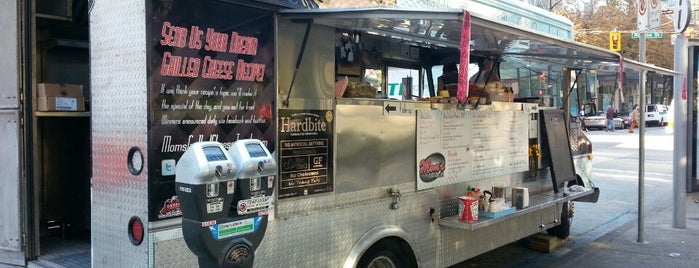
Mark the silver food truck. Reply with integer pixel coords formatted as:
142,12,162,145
0,0,677,267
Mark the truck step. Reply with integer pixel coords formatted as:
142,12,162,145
527,233,569,253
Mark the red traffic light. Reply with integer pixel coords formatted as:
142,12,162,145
609,32,621,51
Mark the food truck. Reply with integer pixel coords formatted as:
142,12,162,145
0,0,678,267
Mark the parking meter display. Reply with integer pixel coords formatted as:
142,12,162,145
203,146,228,161
245,143,268,157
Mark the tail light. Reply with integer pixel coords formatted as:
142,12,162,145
128,216,144,246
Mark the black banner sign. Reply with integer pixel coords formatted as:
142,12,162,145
278,110,334,199
146,0,276,221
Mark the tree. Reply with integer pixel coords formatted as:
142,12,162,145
553,0,673,69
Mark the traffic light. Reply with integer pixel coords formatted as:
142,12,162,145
609,32,621,52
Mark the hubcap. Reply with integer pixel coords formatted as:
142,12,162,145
368,256,396,268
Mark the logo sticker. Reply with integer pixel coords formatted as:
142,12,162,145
162,159,176,176
419,153,446,182
158,196,181,219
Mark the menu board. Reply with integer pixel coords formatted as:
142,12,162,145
416,109,529,190
417,110,472,190
278,109,334,199
471,111,528,179
540,109,576,193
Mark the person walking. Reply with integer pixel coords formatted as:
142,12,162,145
628,104,639,133
606,104,615,132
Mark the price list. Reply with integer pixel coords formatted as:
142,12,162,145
416,110,471,190
470,110,528,179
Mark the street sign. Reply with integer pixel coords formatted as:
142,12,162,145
673,0,692,33
638,0,661,31
631,32,663,38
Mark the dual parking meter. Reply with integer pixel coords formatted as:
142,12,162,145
176,139,277,268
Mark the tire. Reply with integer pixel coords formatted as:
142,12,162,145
547,201,573,238
357,239,417,268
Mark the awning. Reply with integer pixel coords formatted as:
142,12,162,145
278,8,677,79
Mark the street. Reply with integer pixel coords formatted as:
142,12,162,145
453,125,677,267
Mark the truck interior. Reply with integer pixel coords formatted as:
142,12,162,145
25,0,91,264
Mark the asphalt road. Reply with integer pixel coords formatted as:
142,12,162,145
451,125,675,267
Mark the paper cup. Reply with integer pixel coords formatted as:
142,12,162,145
458,196,479,222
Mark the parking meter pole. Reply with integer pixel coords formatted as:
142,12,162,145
637,33,646,243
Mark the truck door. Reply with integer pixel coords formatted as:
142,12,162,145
0,0,26,265
0,111,23,266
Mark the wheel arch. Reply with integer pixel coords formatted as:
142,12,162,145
342,225,419,268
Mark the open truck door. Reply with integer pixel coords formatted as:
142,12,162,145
0,0,26,265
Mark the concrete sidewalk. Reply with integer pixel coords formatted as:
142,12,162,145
542,193,699,268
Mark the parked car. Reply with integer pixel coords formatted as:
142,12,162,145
583,111,624,130
618,111,632,128
645,104,668,126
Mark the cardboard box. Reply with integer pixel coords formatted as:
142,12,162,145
38,83,83,98
38,97,85,112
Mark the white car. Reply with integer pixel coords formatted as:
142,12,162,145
583,111,624,130
645,104,668,126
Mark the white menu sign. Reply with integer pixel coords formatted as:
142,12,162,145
416,110,529,190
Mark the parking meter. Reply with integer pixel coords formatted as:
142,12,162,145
176,140,276,268
176,141,239,267
228,139,277,216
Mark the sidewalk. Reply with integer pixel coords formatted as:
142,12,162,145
543,192,699,268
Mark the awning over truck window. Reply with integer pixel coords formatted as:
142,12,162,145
278,8,676,78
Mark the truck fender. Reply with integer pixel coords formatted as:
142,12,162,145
342,225,420,268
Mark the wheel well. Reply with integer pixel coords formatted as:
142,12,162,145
547,201,573,238
357,237,417,268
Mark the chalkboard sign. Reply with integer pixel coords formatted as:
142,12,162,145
540,109,576,193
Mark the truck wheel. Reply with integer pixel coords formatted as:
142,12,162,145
357,239,417,268
547,201,573,238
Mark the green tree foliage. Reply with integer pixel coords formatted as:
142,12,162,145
554,0,674,69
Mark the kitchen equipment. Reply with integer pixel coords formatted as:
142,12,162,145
512,187,529,209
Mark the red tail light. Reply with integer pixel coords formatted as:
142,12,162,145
128,216,144,246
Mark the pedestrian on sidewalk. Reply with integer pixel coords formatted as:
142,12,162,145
628,104,639,133
606,104,615,132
